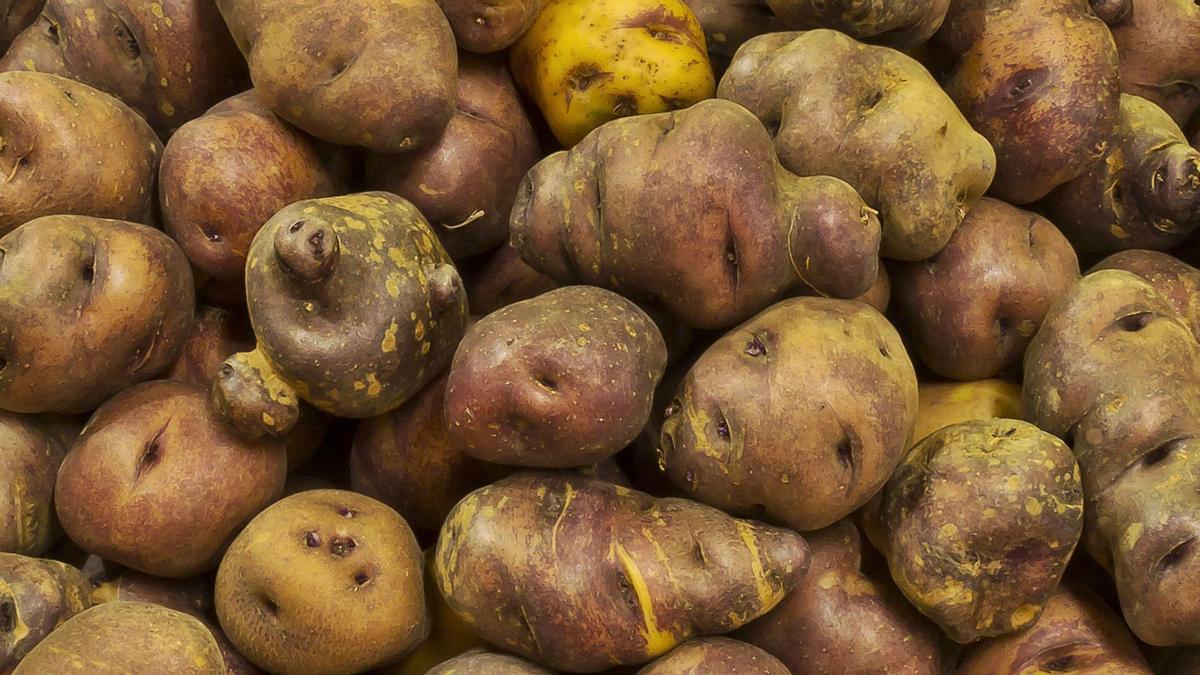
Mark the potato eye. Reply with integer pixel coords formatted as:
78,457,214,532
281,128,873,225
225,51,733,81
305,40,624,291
1117,311,1153,332
1044,655,1073,671
114,20,141,59
0,599,13,633
715,416,730,441
744,335,766,357
1158,538,1195,573
41,16,60,45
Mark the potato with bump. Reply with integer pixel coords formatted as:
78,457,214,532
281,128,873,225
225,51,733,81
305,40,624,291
1105,0,1200,126
0,413,72,556
0,554,91,672
436,0,544,53
638,637,789,674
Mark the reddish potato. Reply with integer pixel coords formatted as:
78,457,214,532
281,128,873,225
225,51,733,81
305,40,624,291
0,413,72,556
638,637,789,674
1106,0,1200,126
435,0,544,53
465,243,560,316
0,554,91,671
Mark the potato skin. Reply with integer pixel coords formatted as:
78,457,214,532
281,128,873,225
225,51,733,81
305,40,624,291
0,72,160,235
436,0,544,53
681,0,784,72
0,215,194,414
659,297,918,532
767,0,950,47
911,379,1021,445
0,414,71,556
166,305,255,388
427,650,553,675
1106,0,1200,126
465,243,560,316
12,601,224,674
637,637,789,674
1092,249,1200,339
511,99,881,330
0,0,40,52
435,473,810,672
893,198,1079,380
216,0,456,153
216,490,429,675
0,554,91,671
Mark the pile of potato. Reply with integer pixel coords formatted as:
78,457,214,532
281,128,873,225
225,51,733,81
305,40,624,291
0,0,1198,672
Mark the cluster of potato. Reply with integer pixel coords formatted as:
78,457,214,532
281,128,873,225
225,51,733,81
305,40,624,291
0,0,1198,673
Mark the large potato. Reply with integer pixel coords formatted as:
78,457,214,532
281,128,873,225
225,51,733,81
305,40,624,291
0,216,194,414
0,413,72,556
0,554,90,671
1093,249,1200,339
767,0,950,47
436,0,544,53
1105,0,1200,126
638,637,789,674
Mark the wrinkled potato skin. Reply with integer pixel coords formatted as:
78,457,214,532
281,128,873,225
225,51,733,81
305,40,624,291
737,520,942,675
660,298,918,531
436,0,544,53
1047,95,1200,256
367,55,541,260
894,198,1079,380
1022,270,1200,645
1093,249,1200,339
167,306,255,388
216,490,429,675
12,602,224,674
912,379,1021,444
0,0,247,135
55,381,287,578
767,0,950,47
638,637,789,674
0,72,160,235
0,414,70,556
161,90,350,305
511,0,716,147
0,0,40,52
681,0,784,71
937,0,1120,204
435,473,811,672
0,554,90,671
880,419,1083,643
465,243,560,316
511,99,881,330
216,0,456,153
428,650,553,675
958,585,1152,675
445,286,668,468
0,216,194,414
1107,0,1200,126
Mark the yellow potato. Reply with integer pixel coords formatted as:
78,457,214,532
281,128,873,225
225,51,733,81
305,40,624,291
912,379,1022,446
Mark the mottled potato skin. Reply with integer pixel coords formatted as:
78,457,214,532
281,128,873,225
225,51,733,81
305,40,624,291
0,554,91,671
436,0,544,53
428,650,553,675
879,419,1083,642
0,72,160,235
0,0,247,135
0,216,194,414
167,306,255,388
737,520,942,675
216,0,456,153
937,0,1120,204
638,637,789,674
161,90,350,305
216,490,429,675
12,602,224,674
958,585,1153,675
366,55,541,260
894,198,1079,380
682,0,784,72
1047,95,1200,256
213,193,468,439
435,473,811,672
0,414,70,556
1093,249,1200,339
1022,270,1200,645
659,298,918,532
1107,0,1200,126
912,379,1021,444
465,243,560,316
511,99,881,330
0,0,41,52
767,0,950,47
445,286,667,468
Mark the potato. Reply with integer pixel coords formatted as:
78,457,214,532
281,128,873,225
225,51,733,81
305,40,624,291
427,650,553,675
366,54,541,260
659,297,918,532
212,193,468,439
351,375,511,542
167,306,255,388
766,0,950,47
912,379,1021,444
0,0,40,52
0,554,91,671
436,0,544,53
0,413,73,556
511,0,715,147
958,585,1152,674
511,99,881,330
380,552,487,675
857,264,892,314
936,0,1120,204
465,243,560,316
435,473,810,672
737,520,942,675
1093,249,1200,339
0,0,247,135
1106,0,1200,126
0,216,194,414
1022,269,1200,645
681,0,784,72
893,197,1079,380
55,380,287,577
445,286,667,468
13,601,224,674
0,72,160,235
161,90,350,305
719,30,995,261
216,489,428,675
638,637,788,674
1046,95,1200,256
216,0,456,153
878,419,1083,642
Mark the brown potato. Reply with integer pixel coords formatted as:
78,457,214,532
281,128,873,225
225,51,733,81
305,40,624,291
638,637,789,674
0,413,72,556
55,380,287,577
216,0,456,153
1093,249,1200,339
161,90,350,305
912,379,1021,445
1106,0,1200,126
0,72,160,235
0,216,194,414
465,243,560,316
435,0,543,53
659,297,918,531
766,0,950,47
12,601,224,674
216,489,428,675
893,198,1079,380
166,305,255,388
435,473,811,672
427,650,553,675
0,0,247,135
0,554,90,672
0,0,40,52
682,0,785,72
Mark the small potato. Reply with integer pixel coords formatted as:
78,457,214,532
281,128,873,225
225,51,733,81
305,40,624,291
767,0,950,47
55,381,287,577
1093,249,1200,339
13,601,224,674
427,650,553,675
216,490,429,675
0,72,161,235
639,637,789,674
0,413,72,556
659,297,918,532
166,305,255,388
465,243,560,316
445,286,667,468
0,216,194,414
0,554,91,671
436,0,544,53
0,0,40,52
879,419,1083,642
911,379,1021,445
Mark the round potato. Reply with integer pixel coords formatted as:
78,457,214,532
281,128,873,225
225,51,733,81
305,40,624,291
0,554,91,671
